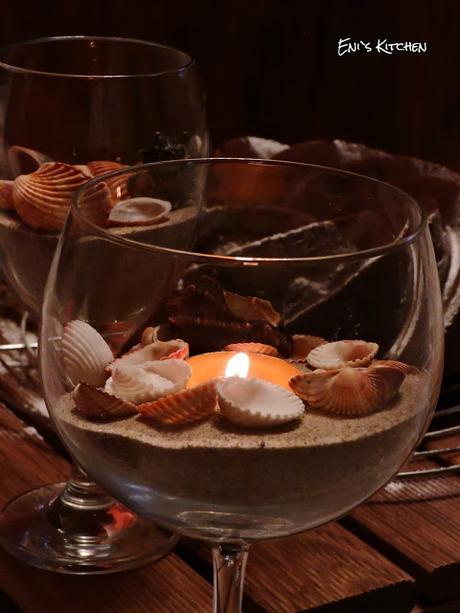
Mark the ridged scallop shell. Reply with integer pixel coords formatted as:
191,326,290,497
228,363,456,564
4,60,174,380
136,381,217,425
289,335,327,362
105,359,191,404
289,364,405,416
224,342,280,356
107,197,171,226
307,340,379,370
217,377,304,427
74,382,136,419
77,180,113,226
373,359,418,375
8,145,53,177
0,180,14,210
224,291,281,326
108,339,189,372
13,162,91,230
87,161,128,201
62,320,114,387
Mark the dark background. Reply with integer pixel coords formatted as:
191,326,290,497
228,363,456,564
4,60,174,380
1,0,458,169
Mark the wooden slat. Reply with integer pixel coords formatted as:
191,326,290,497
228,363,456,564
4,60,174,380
0,405,213,613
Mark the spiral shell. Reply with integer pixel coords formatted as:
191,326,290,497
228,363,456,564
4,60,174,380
217,377,304,427
289,363,405,416
104,359,191,404
74,382,136,420
108,339,189,372
307,340,379,370
87,161,128,201
136,381,217,425
224,342,280,357
107,197,171,226
224,291,281,327
13,162,91,230
62,320,114,387
289,335,327,362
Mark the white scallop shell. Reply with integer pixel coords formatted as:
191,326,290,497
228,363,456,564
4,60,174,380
62,320,114,388
307,340,379,370
104,359,191,404
217,377,304,427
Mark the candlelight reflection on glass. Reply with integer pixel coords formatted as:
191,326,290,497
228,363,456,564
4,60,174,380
41,159,443,612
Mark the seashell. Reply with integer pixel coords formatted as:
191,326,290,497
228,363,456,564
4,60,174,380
289,334,327,362
12,162,92,230
62,320,114,388
223,291,281,327
372,359,419,375
224,342,280,357
74,382,136,419
217,377,304,427
108,339,189,372
77,180,112,227
307,340,379,370
136,381,217,425
0,180,14,210
289,363,405,416
140,326,160,346
8,145,53,177
107,197,171,226
105,359,191,404
87,160,129,201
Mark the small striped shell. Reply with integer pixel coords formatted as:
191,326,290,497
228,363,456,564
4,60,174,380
104,359,191,404
289,334,327,362
224,342,279,357
108,339,189,372
107,197,171,227
62,320,114,388
224,291,281,327
307,340,379,370
73,382,136,420
289,363,405,416
217,377,304,427
13,162,91,230
87,161,128,201
136,381,217,425
373,359,419,375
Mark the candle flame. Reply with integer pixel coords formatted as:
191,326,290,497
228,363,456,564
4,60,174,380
225,352,249,378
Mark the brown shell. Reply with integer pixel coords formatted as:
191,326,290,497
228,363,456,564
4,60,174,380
289,363,405,416
107,339,189,372
373,359,419,375
87,161,128,201
136,381,217,425
0,180,14,210
224,291,281,326
12,162,91,230
73,382,136,420
307,339,379,370
289,334,327,362
224,342,280,356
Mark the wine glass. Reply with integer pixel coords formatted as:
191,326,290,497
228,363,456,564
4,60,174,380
0,36,207,573
41,159,443,609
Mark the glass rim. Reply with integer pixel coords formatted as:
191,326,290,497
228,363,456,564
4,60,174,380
72,157,428,265
0,35,195,79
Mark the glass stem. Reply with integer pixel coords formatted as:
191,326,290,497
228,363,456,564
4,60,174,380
212,543,250,613
59,462,113,511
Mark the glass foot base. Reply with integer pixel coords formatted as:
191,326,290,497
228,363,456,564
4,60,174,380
0,483,178,574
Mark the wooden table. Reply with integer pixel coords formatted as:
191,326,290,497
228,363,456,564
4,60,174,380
1,318,460,611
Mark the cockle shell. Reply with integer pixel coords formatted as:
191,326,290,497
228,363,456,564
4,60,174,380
108,339,189,372
74,382,136,419
8,145,53,177
107,197,171,226
289,334,327,362
0,180,14,210
224,291,281,327
217,377,304,427
13,162,91,230
104,359,191,404
224,342,280,357
373,359,419,375
87,161,128,201
289,363,405,416
307,340,379,370
136,381,217,425
62,320,114,387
